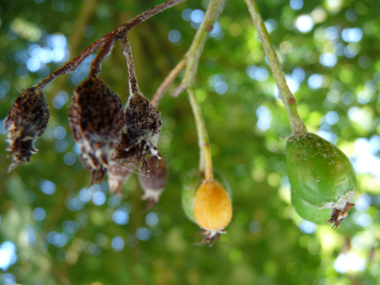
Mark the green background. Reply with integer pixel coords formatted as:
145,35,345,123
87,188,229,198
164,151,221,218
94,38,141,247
0,0,379,284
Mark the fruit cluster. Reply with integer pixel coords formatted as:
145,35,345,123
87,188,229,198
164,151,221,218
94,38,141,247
4,34,167,204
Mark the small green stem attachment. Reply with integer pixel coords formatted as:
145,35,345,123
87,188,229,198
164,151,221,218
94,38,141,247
245,0,307,136
187,86,213,182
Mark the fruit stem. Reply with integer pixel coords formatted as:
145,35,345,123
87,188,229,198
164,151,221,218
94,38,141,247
169,0,224,181
187,86,213,181
171,0,226,97
121,33,140,96
89,35,117,79
245,0,307,136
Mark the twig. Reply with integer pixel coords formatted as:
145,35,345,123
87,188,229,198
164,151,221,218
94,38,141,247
171,0,225,180
89,34,117,78
187,86,213,181
245,0,307,136
172,0,225,97
120,0,185,31
35,0,186,90
151,58,186,108
120,33,140,96
35,33,112,89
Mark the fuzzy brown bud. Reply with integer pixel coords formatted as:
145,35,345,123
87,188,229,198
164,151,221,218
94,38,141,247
139,156,168,203
4,87,49,172
68,78,125,186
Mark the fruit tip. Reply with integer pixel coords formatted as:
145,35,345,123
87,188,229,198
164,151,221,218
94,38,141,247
326,202,355,229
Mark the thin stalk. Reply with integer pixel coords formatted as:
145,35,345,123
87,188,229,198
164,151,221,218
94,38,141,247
35,0,186,90
187,86,213,181
245,0,307,136
89,35,117,78
172,0,225,96
172,0,224,180
121,33,140,96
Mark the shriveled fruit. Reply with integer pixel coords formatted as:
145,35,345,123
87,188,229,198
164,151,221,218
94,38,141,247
291,189,331,225
68,78,125,186
139,156,168,206
5,87,49,172
286,133,356,228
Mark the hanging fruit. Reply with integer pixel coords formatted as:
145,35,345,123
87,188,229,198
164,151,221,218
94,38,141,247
286,133,356,228
182,169,232,223
4,87,49,172
139,156,168,208
68,78,125,186
124,91,162,160
193,180,232,245
182,169,232,245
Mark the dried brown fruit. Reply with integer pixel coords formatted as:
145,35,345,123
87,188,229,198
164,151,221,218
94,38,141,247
125,92,162,159
139,156,168,204
4,87,49,172
68,78,125,186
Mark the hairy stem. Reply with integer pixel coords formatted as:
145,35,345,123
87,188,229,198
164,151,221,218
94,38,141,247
89,35,117,78
187,86,213,181
151,58,186,108
172,0,225,96
35,0,186,90
245,0,307,136
35,33,112,89
121,33,140,96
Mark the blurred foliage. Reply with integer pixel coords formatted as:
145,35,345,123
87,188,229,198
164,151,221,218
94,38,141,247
1,0,380,284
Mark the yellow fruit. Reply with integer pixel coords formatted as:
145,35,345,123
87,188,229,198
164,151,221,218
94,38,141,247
193,181,232,231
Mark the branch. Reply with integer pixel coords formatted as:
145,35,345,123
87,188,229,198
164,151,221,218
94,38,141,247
151,58,186,108
120,0,185,31
35,0,186,89
172,0,225,96
245,0,307,136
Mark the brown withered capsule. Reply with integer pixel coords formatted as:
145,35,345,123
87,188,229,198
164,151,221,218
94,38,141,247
68,78,125,186
4,87,49,172
139,156,168,206
124,91,162,159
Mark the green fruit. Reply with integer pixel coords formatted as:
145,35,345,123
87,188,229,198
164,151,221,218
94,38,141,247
286,133,357,228
181,169,231,224
291,189,331,225
286,133,356,208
